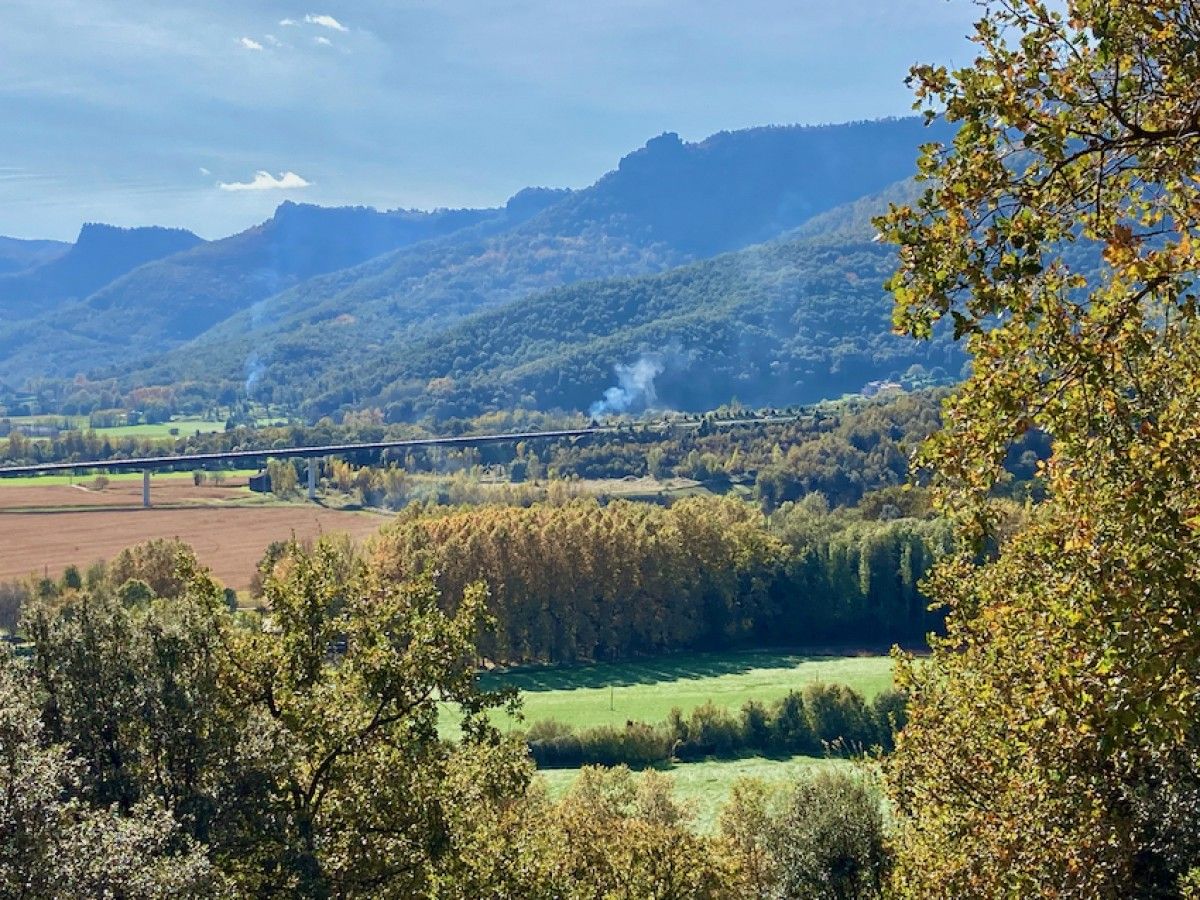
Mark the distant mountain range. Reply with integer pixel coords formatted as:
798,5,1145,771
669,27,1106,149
0,224,202,322
0,237,69,276
0,117,956,420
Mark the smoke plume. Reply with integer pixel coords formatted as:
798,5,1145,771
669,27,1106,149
245,351,264,397
589,355,666,418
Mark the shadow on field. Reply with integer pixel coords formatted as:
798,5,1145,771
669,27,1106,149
479,650,858,693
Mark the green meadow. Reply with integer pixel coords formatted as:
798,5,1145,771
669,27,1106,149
2,415,228,439
481,649,895,734
0,469,259,488
538,754,856,833
472,650,895,832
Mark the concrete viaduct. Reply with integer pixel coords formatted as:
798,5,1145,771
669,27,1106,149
0,425,630,507
0,416,805,507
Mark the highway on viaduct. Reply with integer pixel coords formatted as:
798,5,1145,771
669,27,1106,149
0,416,802,506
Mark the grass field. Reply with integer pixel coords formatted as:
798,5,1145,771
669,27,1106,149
538,754,856,832
2,415,228,439
84,417,228,439
491,650,893,832
0,469,260,488
481,650,895,733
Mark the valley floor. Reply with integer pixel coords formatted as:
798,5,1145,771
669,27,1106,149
0,475,387,589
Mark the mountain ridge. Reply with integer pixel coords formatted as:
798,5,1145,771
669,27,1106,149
0,116,956,421
0,224,203,322
120,117,951,408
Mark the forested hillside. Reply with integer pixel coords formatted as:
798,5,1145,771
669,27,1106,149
0,236,68,276
0,201,523,381
295,235,962,421
138,119,950,407
0,223,202,323
0,119,958,424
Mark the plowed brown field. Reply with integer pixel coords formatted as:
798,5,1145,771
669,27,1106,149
0,479,388,589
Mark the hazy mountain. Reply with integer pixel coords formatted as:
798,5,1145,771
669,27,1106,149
129,179,957,420
0,224,202,321
0,197,560,381
0,237,69,276
125,117,950,405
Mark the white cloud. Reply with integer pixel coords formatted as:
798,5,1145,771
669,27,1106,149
264,34,281,46
198,166,211,176
279,17,297,26
305,14,348,32
238,36,264,51
314,35,332,46
217,171,312,192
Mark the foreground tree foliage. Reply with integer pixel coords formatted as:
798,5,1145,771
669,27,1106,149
719,770,888,900
878,0,1200,894
0,661,218,898
7,539,535,897
3,540,898,898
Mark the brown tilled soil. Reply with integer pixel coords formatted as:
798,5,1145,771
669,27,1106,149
0,477,255,510
0,480,389,589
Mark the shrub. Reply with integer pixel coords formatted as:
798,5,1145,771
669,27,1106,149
804,683,874,753
524,686,906,770
740,699,771,750
579,722,672,768
0,581,28,633
526,719,672,769
60,565,82,591
676,701,742,760
527,719,585,768
771,690,818,756
769,770,889,899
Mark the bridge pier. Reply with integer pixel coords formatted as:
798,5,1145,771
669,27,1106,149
307,457,317,500
143,470,151,508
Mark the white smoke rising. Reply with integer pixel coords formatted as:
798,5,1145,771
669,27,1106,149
245,350,264,397
589,355,665,418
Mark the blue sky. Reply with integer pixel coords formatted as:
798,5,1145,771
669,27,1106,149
0,1,977,241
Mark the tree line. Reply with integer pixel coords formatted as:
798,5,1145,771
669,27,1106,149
525,683,906,769
0,394,940,503
359,495,949,665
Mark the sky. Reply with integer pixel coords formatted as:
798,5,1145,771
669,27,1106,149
0,1,978,241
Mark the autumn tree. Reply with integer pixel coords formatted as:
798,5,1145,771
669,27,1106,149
13,539,529,898
0,652,220,898
876,0,1200,894
718,770,889,900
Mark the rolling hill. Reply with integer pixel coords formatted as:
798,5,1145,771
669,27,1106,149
301,232,962,420
0,199,547,381
132,177,960,420
0,116,957,419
